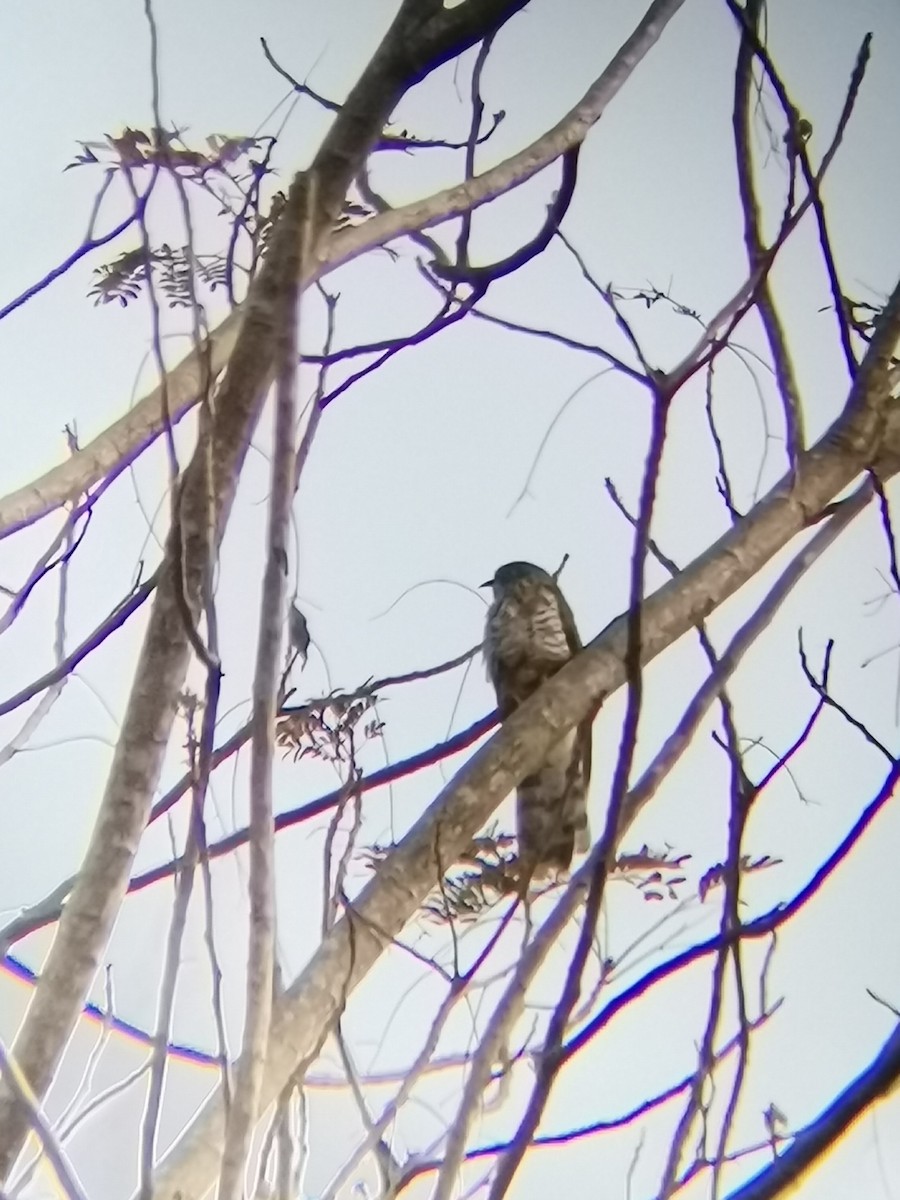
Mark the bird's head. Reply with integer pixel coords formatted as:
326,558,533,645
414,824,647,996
481,561,554,597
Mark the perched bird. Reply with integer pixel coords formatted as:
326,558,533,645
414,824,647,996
482,561,592,880
288,602,310,668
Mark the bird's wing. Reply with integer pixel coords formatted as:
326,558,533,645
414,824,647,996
485,636,517,719
555,583,592,851
555,587,583,656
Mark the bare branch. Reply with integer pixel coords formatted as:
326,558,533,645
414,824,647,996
732,0,806,462
724,1023,900,1200
217,173,307,1200
0,1040,88,1200
0,0,685,539
141,277,900,1197
0,0,540,1179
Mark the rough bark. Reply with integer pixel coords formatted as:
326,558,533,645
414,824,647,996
146,296,900,1200
0,0,538,1180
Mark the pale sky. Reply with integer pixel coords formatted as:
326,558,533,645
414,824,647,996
0,1,898,1198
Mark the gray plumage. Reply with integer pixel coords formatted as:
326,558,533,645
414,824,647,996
482,562,591,879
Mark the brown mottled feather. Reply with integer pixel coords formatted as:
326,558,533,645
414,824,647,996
483,562,592,878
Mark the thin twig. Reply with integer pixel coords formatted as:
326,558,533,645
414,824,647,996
797,634,893,760
0,1040,88,1200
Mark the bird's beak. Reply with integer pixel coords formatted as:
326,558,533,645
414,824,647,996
480,578,493,589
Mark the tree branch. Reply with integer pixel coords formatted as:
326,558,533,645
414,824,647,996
0,0,536,1181
0,0,685,540
725,1023,900,1200
145,281,900,1200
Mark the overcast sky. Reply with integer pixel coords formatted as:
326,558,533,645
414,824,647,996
0,2,898,1198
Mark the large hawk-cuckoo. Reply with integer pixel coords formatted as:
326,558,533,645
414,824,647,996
483,561,592,879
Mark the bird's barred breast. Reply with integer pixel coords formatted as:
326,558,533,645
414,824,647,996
487,593,570,664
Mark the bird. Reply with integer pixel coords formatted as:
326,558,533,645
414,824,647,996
288,602,310,668
482,561,592,881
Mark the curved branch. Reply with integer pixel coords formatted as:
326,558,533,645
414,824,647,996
434,146,579,285
565,757,900,1062
725,1023,900,1200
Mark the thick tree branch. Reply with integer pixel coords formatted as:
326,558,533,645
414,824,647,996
145,284,900,1200
0,0,535,1181
0,0,685,540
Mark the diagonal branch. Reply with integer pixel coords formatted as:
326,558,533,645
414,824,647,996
0,0,687,540
724,1023,900,1200
216,152,310,1200
145,282,900,1200
0,0,536,1182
